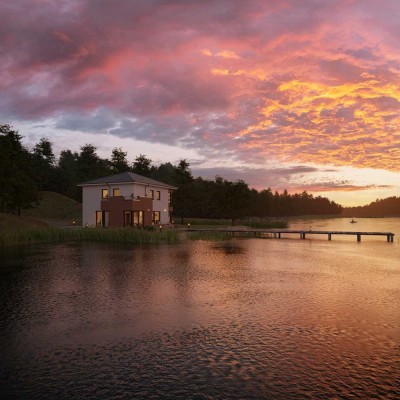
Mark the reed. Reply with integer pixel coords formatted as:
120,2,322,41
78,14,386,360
177,217,288,229
0,227,180,246
181,218,230,226
187,231,229,241
0,220,288,247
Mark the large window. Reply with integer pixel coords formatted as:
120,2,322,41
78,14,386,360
101,189,109,199
113,188,120,197
124,211,143,227
156,191,160,200
153,211,160,224
96,211,102,226
96,211,109,227
133,211,143,226
149,190,154,199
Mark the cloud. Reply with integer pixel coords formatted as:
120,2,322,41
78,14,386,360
1,0,400,177
56,109,118,133
192,165,320,190
319,59,365,82
291,182,394,193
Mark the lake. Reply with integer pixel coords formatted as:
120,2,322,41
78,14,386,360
1,218,399,399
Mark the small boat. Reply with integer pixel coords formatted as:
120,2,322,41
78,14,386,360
350,219,357,224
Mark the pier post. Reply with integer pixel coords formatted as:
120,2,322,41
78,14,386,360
328,233,331,241
357,234,361,242
278,232,281,239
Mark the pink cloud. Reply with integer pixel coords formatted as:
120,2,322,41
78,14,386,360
1,0,400,175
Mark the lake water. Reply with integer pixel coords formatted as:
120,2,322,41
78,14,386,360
1,218,399,399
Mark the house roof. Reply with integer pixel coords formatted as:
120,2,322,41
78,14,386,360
78,172,177,189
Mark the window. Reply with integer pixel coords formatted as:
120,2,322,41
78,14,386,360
102,189,109,199
96,211,109,227
113,188,120,197
133,211,144,226
149,190,154,199
153,211,160,224
156,191,160,200
168,192,171,205
96,211,102,227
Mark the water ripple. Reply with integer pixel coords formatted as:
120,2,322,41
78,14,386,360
2,321,399,399
1,239,400,399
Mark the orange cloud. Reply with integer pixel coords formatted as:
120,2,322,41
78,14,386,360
227,76,400,172
2,0,400,188
216,50,240,59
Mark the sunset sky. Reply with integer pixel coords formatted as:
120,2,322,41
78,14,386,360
1,0,400,206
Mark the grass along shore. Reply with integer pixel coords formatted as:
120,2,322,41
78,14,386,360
0,212,289,246
0,226,180,246
0,224,286,246
175,217,288,229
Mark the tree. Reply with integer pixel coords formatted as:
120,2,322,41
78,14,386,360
220,179,251,225
172,178,201,224
31,137,57,191
8,171,38,215
151,162,178,186
110,147,129,173
249,187,274,217
175,159,193,185
0,124,38,214
33,137,55,165
168,159,195,223
58,149,79,200
75,144,110,201
132,154,152,176
342,197,398,217
77,144,109,180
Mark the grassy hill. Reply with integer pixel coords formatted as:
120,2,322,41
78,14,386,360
0,213,49,231
1,192,81,233
22,191,81,225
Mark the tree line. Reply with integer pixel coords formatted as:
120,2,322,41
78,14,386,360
1,124,343,221
342,197,400,217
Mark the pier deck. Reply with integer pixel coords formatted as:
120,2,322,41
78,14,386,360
188,229,395,242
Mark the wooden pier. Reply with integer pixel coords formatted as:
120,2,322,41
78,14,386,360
188,229,395,242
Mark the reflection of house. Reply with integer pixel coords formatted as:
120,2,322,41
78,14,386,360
78,172,176,227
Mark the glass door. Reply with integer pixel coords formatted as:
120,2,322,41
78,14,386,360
133,211,144,227
124,211,132,227
95,211,109,227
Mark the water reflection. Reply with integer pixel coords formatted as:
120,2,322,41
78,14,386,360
212,241,246,254
289,216,400,242
1,221,400,399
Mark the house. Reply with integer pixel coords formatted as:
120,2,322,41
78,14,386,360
78,172,176,227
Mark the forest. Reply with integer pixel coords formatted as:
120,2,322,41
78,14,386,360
1,124,346,221
342,197,400,217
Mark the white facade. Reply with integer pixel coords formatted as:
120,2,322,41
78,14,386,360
81,182,172,227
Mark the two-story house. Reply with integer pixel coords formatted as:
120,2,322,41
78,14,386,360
78,172,176,227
